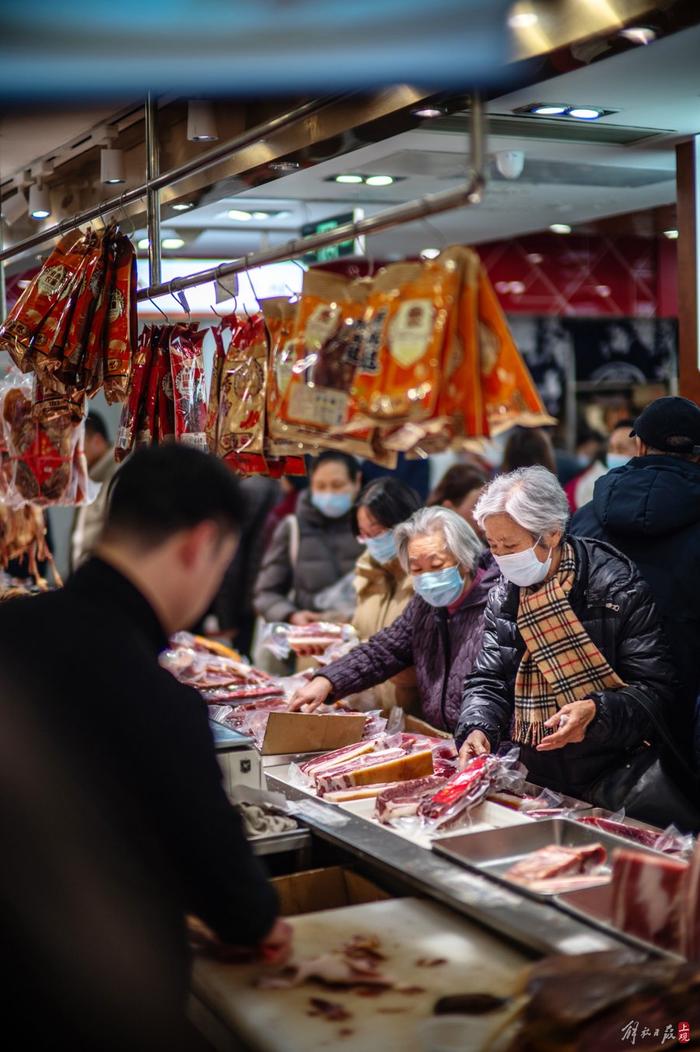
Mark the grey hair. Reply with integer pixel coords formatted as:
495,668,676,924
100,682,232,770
394,506,482,575
474,466,569,537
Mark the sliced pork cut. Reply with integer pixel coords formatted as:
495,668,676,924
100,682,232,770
505,843,607,887
375,775,448,822
611,848,688,953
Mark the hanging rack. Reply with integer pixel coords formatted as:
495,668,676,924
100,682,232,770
138,94,486,303
0,95,345,264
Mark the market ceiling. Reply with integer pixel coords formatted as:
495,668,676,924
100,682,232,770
0,0,663,97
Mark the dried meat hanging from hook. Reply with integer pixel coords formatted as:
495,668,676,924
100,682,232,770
0,503,62,590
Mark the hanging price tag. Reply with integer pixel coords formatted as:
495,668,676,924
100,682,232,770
215,274,239,303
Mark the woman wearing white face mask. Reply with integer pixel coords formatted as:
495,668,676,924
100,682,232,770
289,507,499,734
455,466,696,828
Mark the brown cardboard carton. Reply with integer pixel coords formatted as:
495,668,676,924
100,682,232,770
259,711,366,756
271,866,390,916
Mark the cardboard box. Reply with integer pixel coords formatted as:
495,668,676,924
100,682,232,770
271,866,391,916
259,711,366,756
404,714,451,740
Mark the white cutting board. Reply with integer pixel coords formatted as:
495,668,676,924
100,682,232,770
192,897,529,1052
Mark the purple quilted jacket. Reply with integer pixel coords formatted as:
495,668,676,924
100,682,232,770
320,558,500,733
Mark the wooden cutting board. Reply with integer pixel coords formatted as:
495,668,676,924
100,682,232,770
192,897,530,1052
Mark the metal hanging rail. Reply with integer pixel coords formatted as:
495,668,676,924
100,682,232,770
0,96,343,264
137,95,486,303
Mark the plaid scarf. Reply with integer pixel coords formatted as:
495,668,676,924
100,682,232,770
513,541,625,747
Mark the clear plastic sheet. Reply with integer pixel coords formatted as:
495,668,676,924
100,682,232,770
261,620,357,660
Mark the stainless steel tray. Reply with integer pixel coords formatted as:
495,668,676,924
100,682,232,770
432,817,663,901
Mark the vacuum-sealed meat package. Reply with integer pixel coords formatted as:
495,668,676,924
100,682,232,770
217,313,269,474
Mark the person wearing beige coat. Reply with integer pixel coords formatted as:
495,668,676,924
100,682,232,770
350,477,422,715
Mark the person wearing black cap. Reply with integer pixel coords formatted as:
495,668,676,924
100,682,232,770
572,396,700,767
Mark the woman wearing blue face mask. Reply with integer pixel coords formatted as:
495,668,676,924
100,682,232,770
254,452,363,634
289,507,499,734
454,466,699,831
349,478,422,714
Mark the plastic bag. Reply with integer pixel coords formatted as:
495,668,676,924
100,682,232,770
314,570,357,620
573,810,694,857
418,746,526,832
261,620,357,660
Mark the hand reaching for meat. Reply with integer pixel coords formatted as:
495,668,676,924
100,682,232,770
289,610,320,627
258,918,294,967
458,730,491,769
288,676,333,712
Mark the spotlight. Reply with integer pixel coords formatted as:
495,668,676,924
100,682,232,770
334,174,363,185
251,211,270,220
228,209,253,221
1,190,28,226
187,100,218,143
365,175,394,187
412,105,446,119
531,104,568,116
100,147,125,185
663,229,679,240
161,236,185,250
29,183,51,220
137,238,150,250
567,107,604,121
549,223,572,235
172,202,194,211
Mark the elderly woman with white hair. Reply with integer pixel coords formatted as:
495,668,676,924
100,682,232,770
456,466,697,826
289,506,498,733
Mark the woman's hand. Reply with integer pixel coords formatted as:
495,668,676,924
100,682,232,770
536,699,597,751
458,730,492,769
257,918,294,967
288,676,333,712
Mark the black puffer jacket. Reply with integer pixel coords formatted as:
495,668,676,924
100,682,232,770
455,536,677,799
571,454,700,757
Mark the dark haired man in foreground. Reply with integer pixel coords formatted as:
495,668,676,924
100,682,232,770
0,445,289,1049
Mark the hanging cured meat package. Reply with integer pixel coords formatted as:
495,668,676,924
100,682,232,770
477,264,555,435
169,325,207,450
216,313,269,474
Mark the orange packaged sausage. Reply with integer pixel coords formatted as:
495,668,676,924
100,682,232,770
478,265,555,435
351,256,461,426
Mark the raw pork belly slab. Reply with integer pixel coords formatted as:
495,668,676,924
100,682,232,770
375,776,448,822
505,843,607,886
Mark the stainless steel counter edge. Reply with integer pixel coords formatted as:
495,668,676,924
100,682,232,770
266,773,627,961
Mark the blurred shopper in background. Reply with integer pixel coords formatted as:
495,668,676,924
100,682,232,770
428,463,488,538
571,397,700,766
351,477,422,713
501,426,557,476
0,446,288,1050
70,410,119,570
456,466,698,830
360,450,431,502
290,507,499,735
565,419,636,513
254,451,363,628
262,474,308,552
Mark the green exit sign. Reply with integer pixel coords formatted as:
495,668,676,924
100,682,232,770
301,209,365,265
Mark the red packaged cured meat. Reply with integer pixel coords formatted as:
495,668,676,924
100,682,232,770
170,326,207,450
682,842,700,961
217,313,269,474
115,327,154,462
103,232,136,403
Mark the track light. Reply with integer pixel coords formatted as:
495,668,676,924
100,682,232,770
1,189,28,226
29,183,51,220
187,100,218,143
100,148,125,184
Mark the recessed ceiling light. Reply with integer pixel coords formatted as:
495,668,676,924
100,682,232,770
251,211,270,220
568,107,604,120
663,228,679,239
137,238,150,250
412,105,446,119
334,174,363,185
365,175,394,187
172,202,194,211
549,223,572,234
420,247,440,260
508,8,538,29
228,209,253,221
161,236,185,250
531,104,568,116
619,25,657,46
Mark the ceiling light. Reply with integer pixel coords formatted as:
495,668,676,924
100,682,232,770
420,248,440,260
334,174,363,185
228,209,253,221
567,107,604,120
100,147,125,185
508,9,538,29
619,25,657,46
187,100,218,143
269,160,301,173
412,105,446,119
137,238,150,250
365,175,394,187
549,223,572,234
172,202,194,212
29,183,51,220
531,104,568,116
1,190,28,226
161,236,185,250
663,229,679,239
252,211,270,220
